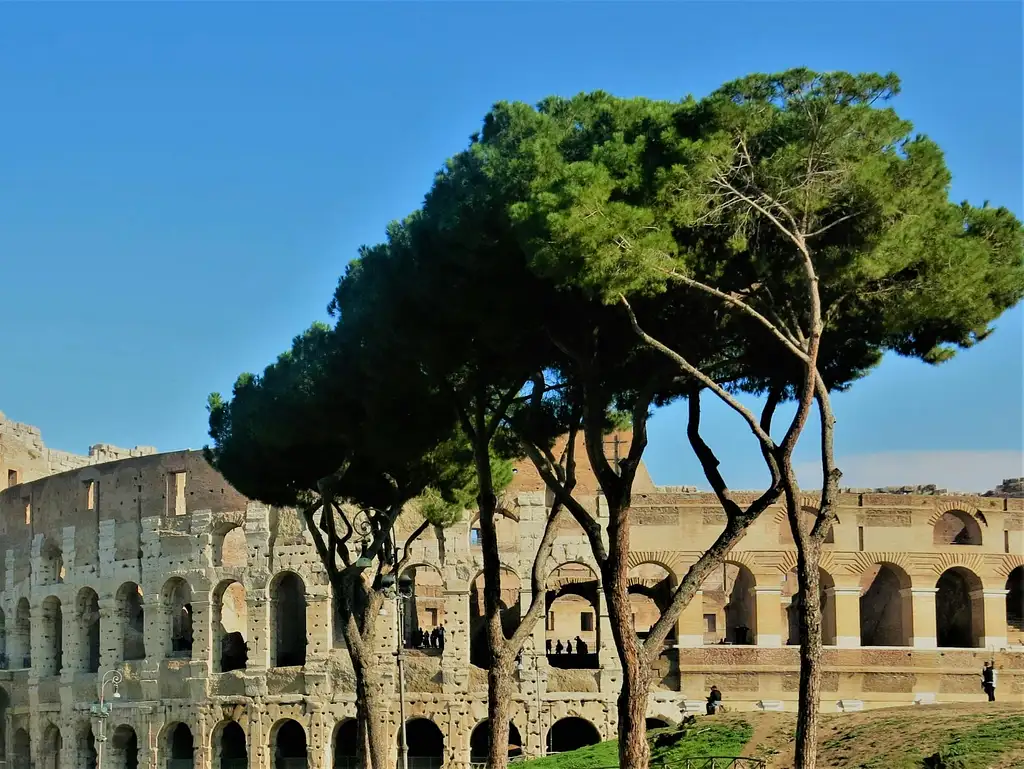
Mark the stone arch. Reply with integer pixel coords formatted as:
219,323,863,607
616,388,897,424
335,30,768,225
76,587,101,673
75,720,97,769
212,720,247,769
546,562,599,667
116,582,146,661
213,580,248,672
162,577,194,659
111,723,140,769
39,595,63,676
332,719,358,769
859,562,912,647
547,716,601,753
470,566,522,667
1006,566,1024,645
270,572,307,667
271,719,307,769
782,566,837,646
40,722,62,769
0,606,6,668
469,719,523,764
933,510,983,546
39,536,64,585
0,687,7,762
10,598,30,669
161,722,195,768
700,561,757,645
627,562,675,640
402,718,443,769
402,563,446,653
936,566,985,648
12,726,31,769
213,523,249,568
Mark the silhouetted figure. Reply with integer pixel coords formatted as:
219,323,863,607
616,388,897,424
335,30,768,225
706,685,722,715
983,661,997,702
575,636,588,655
438,624,446,651
565,639,573,655
430,628,439,648
555,640,563,655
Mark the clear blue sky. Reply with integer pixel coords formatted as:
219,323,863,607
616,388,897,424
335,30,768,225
1,2,1021,492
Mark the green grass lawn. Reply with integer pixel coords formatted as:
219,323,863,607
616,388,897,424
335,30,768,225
516,719,753,769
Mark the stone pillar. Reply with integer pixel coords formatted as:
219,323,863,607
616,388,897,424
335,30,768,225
306,591,331,662
829,587,862,648
247,591,270,670
906,587,937,648
676,590,704,647
977,588,1009,649
752,586,783,647
441,581,471,692
308,707,328,769
596,583,621,694
189,597,212,677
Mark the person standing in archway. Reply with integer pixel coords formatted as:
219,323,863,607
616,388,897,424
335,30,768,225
982,661,997,701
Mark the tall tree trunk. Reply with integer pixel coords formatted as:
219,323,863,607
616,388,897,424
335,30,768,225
354,655,391,769
486,652,516,768
604,503,652,769
793,538,822,769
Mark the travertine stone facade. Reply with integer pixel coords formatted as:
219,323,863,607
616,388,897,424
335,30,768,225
0,424,1021,769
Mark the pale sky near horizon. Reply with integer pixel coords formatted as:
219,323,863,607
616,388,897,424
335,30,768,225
0,2,1021,493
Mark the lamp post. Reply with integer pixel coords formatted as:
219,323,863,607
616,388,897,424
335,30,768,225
90,669,122,769
381,572,414,769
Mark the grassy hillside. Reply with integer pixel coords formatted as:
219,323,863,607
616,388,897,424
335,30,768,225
517,704,1024,769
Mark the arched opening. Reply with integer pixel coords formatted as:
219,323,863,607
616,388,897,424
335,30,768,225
39,596,63,676
546,563,599,668
117,582,146,661
936,567,984,648
111,724,139,769
700,562,757,645
42,724,62,769
39,538,64,585
469,720,523,764
548,717,600,753
645,718,670,731
402,718,443,769
783,567,837,646
77,588,101,673
627,563,675,640
163,578,194,658
470,567,521,667
76,721,97,769
273,719,308,769
13,598,31,668
214,524,249,568
933,511,983,546
167,723,195,768
402,564,446,653
860,563,912,647
217,721,247,769
332,719,358,769
0,608,6,669
271,572,307,667
214,580,248,672
0,688,8,763
12,727,31,769
1006,566,1024,645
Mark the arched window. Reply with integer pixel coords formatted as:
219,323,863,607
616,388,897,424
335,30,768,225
0,688,7,762
332,720,358,769
859,563,912,647
547,717,600,753
13,598,32,668
271,573,307,667
936,567,984,648
469,720,522,764
401,565,446,653
213,524,248,568
0,607,6,669
76,722,97,769
783,567,837,646
546,563,599,668
700,562,757,645
216,722,247,769
402,719,443,769
12,727,31,769
39,596,63,676
76,588,101,673
39,538,64,585
42,724,62,769
214,580,248,672
111,725,139,769
162,578,194,658
167,723,195,769
470,567,521,667
628,563,675,640
933,511,983,546
1006,566,1024,645
273,720,307,769
116,582,146,661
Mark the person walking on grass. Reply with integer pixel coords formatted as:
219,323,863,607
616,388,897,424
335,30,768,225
982,661,997,702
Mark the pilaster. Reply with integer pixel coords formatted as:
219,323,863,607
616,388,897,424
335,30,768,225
676,590,704,647
905,587,937,648
828,586,862,648
752,586,783,647
976,588,1009,649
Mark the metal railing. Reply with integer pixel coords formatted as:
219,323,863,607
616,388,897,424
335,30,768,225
667,759,766,769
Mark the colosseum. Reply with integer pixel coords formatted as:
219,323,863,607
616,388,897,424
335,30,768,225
0,411,1022,769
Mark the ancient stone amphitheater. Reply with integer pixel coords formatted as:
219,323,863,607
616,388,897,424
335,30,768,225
0,412,1021,769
